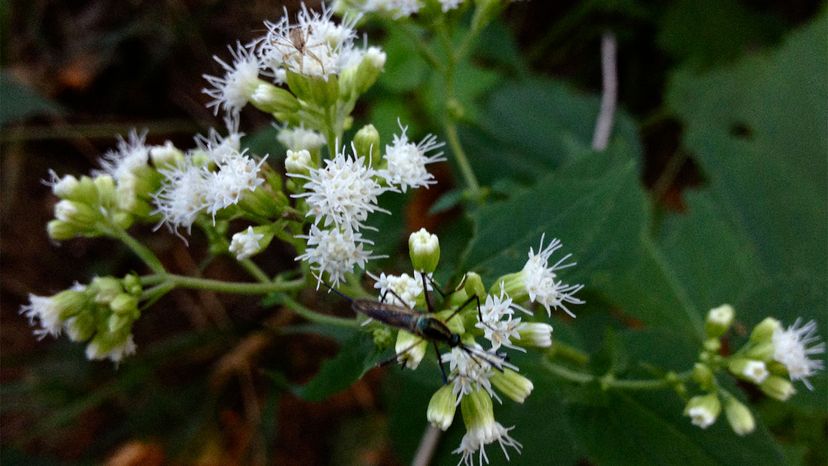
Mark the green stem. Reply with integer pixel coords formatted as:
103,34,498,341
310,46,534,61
109,227,166,274
139,274,304,295
279,295,359,328
395,21,443,71
444,121,481,198
239,259,271,283
549,341,590,366
542,360,692,391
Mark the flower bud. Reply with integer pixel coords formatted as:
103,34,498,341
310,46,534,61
250,82,300,115
744,341,774,362
108,313,133,333
353,47,386,95
371,326,393,349
463,272,486,300
460,388,495,432
110,293,138,315
760,376,796,401
692,363,714,389
50,173,80,199
491,369,534,403
123,274,142,296
395,330,427,369
285,149,313,175
229,226,274,261
684,393,721,429
85,333,136,363
516,322,553,348
724,397,755,436
47,220,77,241
64,313,96,342
54,200,97,228
750,317,781,344
278,126,326,152
492,271,528,303
91,277,123,305
427,384,457,431
409,228,440,273
93,175,117,205
729,359,769,384
705,304,734,338
353,124,380,160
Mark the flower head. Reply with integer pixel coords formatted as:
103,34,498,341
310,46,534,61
194,118,244,164
153,160,210,235
772,319,825,389
203,42,262,116
369,272,423,307
277,125,326,151
382,122,445,192
230,226,266,260
439,0,464,12
521,234,584,317
205,151,267,217
297,225,378,288
96,130,150,182
442,345,508,404
476,288,530,353
289,145,394,230
455,388,522,466
259,4,359,80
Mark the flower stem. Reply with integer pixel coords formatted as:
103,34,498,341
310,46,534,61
239,259,271,283
139,274,305,295
279,294,359,328
542,359,692,391
109,227,166,274
444,121,481,199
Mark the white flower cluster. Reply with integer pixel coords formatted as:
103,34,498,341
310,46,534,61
518,234,584,317
772,319,825,390
153,124,267,235
381,121,445,192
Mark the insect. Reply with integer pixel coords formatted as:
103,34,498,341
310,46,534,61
270,24,329,77
321,274,509,384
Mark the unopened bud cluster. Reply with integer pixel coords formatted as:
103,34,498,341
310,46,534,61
683,305,824,435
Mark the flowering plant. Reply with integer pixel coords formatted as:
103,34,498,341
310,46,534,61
8,1,826,464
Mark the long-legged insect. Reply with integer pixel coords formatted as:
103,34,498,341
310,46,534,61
270,24,328,76
320,275,508,384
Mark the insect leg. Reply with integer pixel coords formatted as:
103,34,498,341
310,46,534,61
433,342,448,385
421,272,435,313
444,294,481,323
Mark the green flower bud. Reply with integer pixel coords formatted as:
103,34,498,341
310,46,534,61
435,309,464,335
460,388,495,432
409,228,440,273
93,175,117,205
692,363,714,390
760,376,796,401
395,330,427,369
427,384,457,431
85,332,136,363
705,304,735,338
492,271,528,303
47,219,77,241
250,82,300,115
65,312,96,342
684,393,721,429
463,272,486,300
110,293,138,315
108,313,133,333
91,277,123,304
353,47,386,95
54,200,98,228
703,337,721,353
353,124,380,160
724,397,755,436
371,326,393,349
123,274,142,296
750,317,781,344
729,359,769,384
516,322,553,348
744,341,774,362
65,176,100,204
491,369,534,403
112,211,134,230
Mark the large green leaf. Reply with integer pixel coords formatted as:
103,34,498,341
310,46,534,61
667,13,828,278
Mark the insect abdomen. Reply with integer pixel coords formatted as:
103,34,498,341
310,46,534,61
351,299,418,331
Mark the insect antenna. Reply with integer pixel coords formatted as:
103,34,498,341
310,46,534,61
315,276,353,303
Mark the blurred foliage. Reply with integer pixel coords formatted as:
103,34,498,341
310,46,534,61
2,1,826,465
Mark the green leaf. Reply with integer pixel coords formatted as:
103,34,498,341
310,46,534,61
0,72,65,126
667,13,828,279
293,331,381,402
379,28,429,93
567,390,787,466
459,77,642,185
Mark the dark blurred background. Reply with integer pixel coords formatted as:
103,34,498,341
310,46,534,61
1,1,822,464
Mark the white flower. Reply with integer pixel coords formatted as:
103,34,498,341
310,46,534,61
687,405,717,429
442,345,499,404
522,234,584,317
277,125,326,151
96,130,150,182
381,121,445,192
476,288,529,352
740,360,769,384
369,272,423,307
439,0,464,12
289,146,394,230
259,4,359,79
296,225,377,288
230,226,265,260
85,334,137,363
455,389,522,466
194,117,244,164
359,0,422,18
153,160,210,234
205,151,267,217
203,42,262,116
21,294,64,338
47,171,79,198
772,319,825,390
